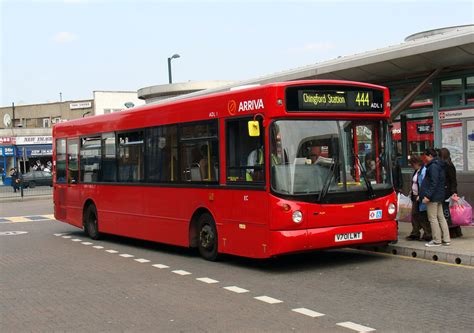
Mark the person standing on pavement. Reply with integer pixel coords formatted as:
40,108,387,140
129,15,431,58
10,167,20,193
419,148,450,247
406,155,431,241
439,148,463,238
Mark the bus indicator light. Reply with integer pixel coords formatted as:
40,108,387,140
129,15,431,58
281,203,291,211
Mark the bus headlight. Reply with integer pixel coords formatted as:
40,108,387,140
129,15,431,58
292,210,303,223
388,203,396,215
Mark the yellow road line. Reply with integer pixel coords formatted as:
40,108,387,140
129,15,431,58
1,215,55,223
5,216,32,223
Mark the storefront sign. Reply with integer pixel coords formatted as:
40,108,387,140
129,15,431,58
0,137,14,144
439,108,474,120
16,136,52,145
70,101,92,110
31,149,53,156
3,147,14,156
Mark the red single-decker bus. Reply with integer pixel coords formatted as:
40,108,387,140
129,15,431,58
53,80,398,260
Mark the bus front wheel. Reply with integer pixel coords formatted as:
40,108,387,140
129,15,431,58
84,204,101,240
197,213,218,261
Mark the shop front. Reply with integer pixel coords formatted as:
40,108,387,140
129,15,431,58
15,136,53,174
16,144,53,174
0,145,17,186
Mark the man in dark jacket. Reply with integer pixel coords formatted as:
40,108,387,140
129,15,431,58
419,148,451,247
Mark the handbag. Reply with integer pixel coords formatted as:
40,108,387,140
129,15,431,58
396,193,412,222
449,197,473,226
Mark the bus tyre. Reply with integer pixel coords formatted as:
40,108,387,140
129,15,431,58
85,205,101,240
197,213,219,261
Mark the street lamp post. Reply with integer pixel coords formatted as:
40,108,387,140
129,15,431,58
167,53,180,84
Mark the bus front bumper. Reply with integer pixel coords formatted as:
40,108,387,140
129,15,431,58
269,220,398,257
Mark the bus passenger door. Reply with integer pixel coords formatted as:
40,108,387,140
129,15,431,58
66,138,82,227
224,117,269,257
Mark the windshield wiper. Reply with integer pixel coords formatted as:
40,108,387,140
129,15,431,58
317,156,338,202
353,152,375,199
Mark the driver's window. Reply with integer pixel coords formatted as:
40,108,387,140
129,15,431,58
226,118,264,183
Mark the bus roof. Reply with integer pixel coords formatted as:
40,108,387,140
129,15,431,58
53,80,390,138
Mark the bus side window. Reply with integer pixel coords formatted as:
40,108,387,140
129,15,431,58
178,121,218,182
226,118,264,183
117,131,144,183
67,138,79,184
80,136,101,183
55,139,67,183
146,125,178,182
101,132,117,182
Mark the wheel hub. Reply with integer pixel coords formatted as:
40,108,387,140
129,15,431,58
200,225,214,249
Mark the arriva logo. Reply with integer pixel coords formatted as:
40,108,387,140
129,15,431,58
227,100,237,115
238,99,264,112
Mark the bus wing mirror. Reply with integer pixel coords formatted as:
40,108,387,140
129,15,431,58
248,121,260,137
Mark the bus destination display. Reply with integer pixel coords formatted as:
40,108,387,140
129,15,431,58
286,86,385,112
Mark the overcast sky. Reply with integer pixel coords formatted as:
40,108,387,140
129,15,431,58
1,0,472,105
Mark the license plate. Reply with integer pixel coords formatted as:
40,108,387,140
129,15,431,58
335,232,363,242
369,209,382,220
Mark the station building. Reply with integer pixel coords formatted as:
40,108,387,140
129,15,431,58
148,25,474,203
0,91,145,184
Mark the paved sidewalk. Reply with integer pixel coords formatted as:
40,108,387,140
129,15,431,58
363,222,474,266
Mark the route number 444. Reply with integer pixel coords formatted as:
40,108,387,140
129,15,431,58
355,92,370,106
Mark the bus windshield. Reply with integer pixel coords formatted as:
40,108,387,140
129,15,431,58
270,120,392,200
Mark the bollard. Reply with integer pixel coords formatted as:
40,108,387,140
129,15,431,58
20,183,24,198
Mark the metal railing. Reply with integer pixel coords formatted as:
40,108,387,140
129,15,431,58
0,184,52,199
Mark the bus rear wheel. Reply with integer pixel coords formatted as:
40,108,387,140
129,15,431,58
84,204,101,240
197,213,218,261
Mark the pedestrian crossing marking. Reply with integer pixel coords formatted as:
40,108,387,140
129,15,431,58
0,215,55,223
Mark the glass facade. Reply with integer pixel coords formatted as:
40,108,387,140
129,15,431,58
389,72,474,172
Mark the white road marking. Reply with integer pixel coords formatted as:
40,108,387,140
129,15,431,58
119,254,134,258
223,286,249,293
93,246,104,249
106,250,118,253
254,296,283,304
152,264,169,269
292,308,325,318
135,258,151,263
43,214,55,220
0,231,28,236
81,242,93,245
62,236,72,239
54,233,64,236
196,277,219,284
172,270,191,276
337,322,376,332
71,239,82,242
